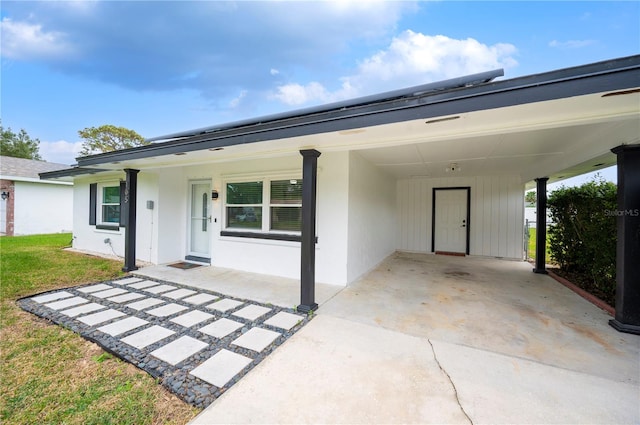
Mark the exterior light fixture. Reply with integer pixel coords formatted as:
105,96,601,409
211,190,219,200
445,163,461,172
1,191,9,200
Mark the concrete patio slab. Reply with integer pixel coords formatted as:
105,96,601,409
126,297,165,311
182,293,218,305
77,283,113,293
191,315,468,425
45,296,89,310
128,280,162,290
150,335,208,365
199,318,244,339
190,349,252,388
144,284,177,294
206,298,243,312
431,339,640,424
232,305,271,321
60,302,106,317
146,303,189,317
163,288,198,299
77,308,126,326
107,292,146,303
264,311,302,330
31,290,73,303
91,287,128,299
171,310,214,328
120,325,175,349
231,327,280,352
134,264,343,308
97,316,148,337
114,277,143,285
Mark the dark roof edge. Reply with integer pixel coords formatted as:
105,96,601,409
146,69,504,143
40,167,109,180
76,55,640,167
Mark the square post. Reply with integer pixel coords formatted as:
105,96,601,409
298,149,321,313
609,144,640,334
533,177,549,274
122,168,139,272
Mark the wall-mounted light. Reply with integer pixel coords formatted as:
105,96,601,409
211,190,219,200
1,191,9,200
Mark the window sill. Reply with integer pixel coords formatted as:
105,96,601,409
220,230,317,243
96,224,121,231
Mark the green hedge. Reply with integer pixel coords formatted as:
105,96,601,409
547,178,617,302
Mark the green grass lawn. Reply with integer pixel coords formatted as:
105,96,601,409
526,227,553,264
0,233,199,425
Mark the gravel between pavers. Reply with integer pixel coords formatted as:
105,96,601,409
17,276,312,409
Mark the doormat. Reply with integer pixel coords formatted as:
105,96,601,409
435,251,466,257
168,262,202,270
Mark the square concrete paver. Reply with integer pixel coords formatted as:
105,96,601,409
190,349,252,388
182,293,218,305
264,311,304,330
206,298,243,312
60,303,106,317
150,335,208,365
97,316,148,337
120,325,175,349
77,283,113,293
144,284,177,294
232,327,281,352
171,310,214,328
107,292,146,303
45,296,89,310
128,280,162,290
163,288,197,299
115,277,143,285
232,305,272,321
146,303,188,317
199,318,244,338
126,298,165,311
77,309,126,326
31,291,73,303
91,288,129,299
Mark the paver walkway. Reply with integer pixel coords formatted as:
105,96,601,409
18,276,309,408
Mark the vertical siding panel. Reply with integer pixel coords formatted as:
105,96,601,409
473,176,482,255
482,177,491,256
490,176,499,256
498,178,508,256
419,179,427,252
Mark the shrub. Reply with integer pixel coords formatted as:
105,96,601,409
547,177,617,299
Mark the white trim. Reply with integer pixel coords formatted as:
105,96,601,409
187,179,212,259
97,181,121,226
0,175,73,185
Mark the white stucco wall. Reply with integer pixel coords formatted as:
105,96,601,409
347,152,396,282
397,175,525,259
13,181,73,235
72,173,159,263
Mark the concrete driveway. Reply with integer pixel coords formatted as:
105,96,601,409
138,253,639,424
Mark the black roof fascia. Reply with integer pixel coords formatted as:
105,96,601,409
39,167,110,180
76,55,640,168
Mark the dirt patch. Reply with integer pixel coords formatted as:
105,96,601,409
444,270,472,279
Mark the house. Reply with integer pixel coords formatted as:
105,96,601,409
1,156,73,236
41,55,640,334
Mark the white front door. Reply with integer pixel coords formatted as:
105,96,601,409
434,189,468,254
188,181,211,260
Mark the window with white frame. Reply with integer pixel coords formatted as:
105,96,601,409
99,183,121,225
225,178,302,233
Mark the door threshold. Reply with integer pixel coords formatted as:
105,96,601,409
185,255,211,265
435,251,466,257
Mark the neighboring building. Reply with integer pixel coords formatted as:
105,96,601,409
1,156,73,236
41,56,640,332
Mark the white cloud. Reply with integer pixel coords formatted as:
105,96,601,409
270,68,280,76
229,90,248,108
39,140,83,165
0,18,73,60
549,39,596,49
273,31,518,106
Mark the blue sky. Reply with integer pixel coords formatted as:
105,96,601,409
1,0,638,186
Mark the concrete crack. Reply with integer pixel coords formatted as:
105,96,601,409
428,339,473,425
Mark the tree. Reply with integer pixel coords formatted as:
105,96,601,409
78,125,148,156
525,190,536,204
0,121,42,160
